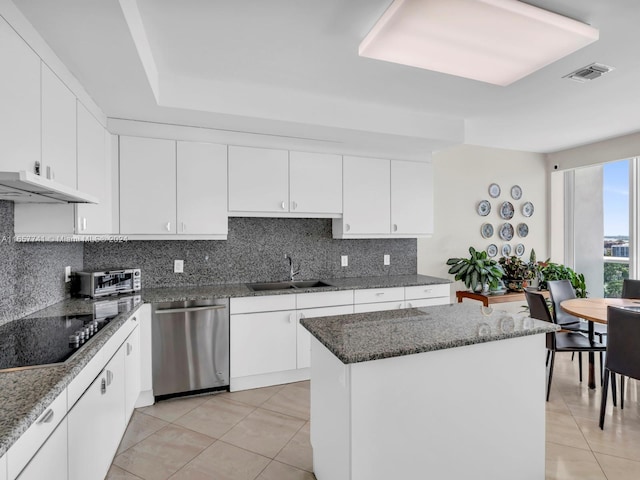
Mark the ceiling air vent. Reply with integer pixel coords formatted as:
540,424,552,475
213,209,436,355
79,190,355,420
564,63,615,82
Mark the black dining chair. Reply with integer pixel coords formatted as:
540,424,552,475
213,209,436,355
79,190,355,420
547,279,608,384
621,278,640,299
525,290,607,401
599,306,640,429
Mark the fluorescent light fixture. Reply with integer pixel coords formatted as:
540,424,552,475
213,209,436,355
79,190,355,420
359,0,599,86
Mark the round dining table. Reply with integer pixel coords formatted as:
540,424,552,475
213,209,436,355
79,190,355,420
560,297,640,389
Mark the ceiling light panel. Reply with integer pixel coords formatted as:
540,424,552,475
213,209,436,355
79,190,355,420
359,0,599,86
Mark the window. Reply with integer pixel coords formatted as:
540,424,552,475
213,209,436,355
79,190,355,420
603,160,630,297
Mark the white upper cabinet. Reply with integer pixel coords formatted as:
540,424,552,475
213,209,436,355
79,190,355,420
228,145,289,213
77,103,110,234
41,64,76,188
334,156,434,238
177,141,228,235
120,136,177,234
391,160,433,236
0,17,41,174
289,151,342,214
337,156,391,235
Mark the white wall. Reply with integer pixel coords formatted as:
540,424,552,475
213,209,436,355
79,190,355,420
418,144,547,308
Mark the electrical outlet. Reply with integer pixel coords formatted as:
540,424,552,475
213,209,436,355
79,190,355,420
174,259,184,273
341,255,348,267
64,266,71,283
384,254,390,266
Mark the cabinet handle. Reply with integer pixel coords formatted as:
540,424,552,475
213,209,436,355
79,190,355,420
345,223,351,232
166,222,171,232
101,378,107,395
292,201,297,210
131,316,137,322
288,313,294,323
281,201,286,210
424,288,432,293
376,292,385,297
407,302,413,308
82,217,87,231
397,303,403,309
181,222,186,233
393,224,398,232
106,369,114,386
126,342,132,355
37,409,54,424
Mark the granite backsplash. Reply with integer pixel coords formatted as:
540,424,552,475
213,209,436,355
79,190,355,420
0,201,83,326
84,218,417,288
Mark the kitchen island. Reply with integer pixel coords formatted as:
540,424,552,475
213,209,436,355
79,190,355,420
301,302,558,480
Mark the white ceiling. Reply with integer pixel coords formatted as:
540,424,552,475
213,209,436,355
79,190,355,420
11,0,640,157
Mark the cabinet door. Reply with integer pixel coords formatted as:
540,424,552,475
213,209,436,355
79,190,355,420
230,311,297,377
68,347,126,480
297,305,353,369
228,146,289,213
77,103,111,234
41,64,76,188
0,17,40,174
16,419,67,480
353,301,404,313
342,156,390,234
124,326,141,421
177,141,227,234
391,160,433,235
120,136,176,234
289,151,342,214
0,452,5,480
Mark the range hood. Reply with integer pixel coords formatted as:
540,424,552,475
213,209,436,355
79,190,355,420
0,171,98,204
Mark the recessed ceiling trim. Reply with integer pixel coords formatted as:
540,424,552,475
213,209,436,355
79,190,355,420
118,0,160,101
359,0,600,86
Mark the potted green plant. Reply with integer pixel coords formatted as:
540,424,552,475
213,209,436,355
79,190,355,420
499,256,535,292
446,247,504,293
538,261,587,298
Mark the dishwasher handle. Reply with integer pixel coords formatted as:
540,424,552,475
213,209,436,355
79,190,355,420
154,305,227,315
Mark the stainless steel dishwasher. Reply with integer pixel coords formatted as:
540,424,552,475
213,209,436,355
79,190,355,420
152,298,229,399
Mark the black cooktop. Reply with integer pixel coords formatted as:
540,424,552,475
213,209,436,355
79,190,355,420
0,295,141,372
0,313,116,371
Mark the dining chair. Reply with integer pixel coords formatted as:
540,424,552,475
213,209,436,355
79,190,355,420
621,278,640,298
525,290,607,401
599,306,640,429
547,279,608,384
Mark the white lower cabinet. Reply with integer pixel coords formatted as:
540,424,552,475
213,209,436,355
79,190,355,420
124,326,141,420
231,310,297,377
16,419,67,480
68,346,126,480
0,452,6,480
297,305,353,369
404,284,451,308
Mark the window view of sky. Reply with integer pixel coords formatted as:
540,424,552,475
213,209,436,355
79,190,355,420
603,159,629,237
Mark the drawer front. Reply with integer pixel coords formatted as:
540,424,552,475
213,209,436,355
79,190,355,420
405,284,450,300
354,301,404,314
354,287,404,304
230,294,296,314
405,298,450,309
7,388,67,479
68,311,137,408
296,290,353,309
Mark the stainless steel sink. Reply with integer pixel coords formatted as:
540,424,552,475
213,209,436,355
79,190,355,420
246,280,332,292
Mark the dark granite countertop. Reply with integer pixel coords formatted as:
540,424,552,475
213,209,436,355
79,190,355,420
0,274,449,457
301,302,559,364
0,298,144,457
141,274,450,303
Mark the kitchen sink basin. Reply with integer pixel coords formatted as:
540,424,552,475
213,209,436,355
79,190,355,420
246,280,332,292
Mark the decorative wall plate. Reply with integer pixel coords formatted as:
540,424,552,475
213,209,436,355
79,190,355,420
481,223,494,238
517,223,529,237
511,185,522,200
488,183,501,198
522,201,534,217
500,201,514,220
502,244,512,256
477,200,491,216
515,244,525,257
499,222,514,241
487,244,498,257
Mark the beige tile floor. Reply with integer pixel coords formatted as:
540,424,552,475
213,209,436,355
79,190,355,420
108,354,640,480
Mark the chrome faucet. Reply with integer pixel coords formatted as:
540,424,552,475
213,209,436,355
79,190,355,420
285,254,301,281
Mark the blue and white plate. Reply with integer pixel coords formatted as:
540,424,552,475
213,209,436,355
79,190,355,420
522,201,534,217
517,223,529,237
481,223,494,238
511,185,522,200
486,244,498,257
515,243,525,257
500,201,514,220
502,244,512,256
477,200,491,216
489,183,501,198
499,223,514,241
